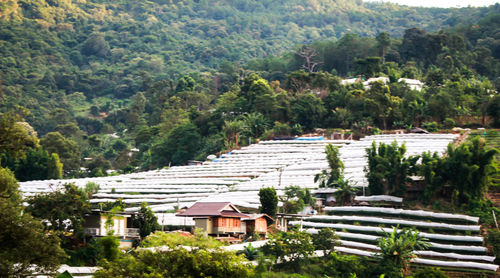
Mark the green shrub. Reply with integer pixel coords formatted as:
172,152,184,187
423,122,438,132
371,127,381,135
412,267,449,278
486,229,500,261
140,229,225,249
237,244,259,260
95,248,253,277
272,121,291,137
322,253,367,278
255,272,309,278
443,118,455,129
291,123,303,135
463,199,500,226
97,236,120,262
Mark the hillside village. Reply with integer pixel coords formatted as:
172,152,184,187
1,0,500,277
13,131,500,277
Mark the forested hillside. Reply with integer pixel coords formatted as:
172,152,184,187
0,0,499,180
0,0,496,114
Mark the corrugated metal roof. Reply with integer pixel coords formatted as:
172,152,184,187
177,202,241,217
242,213,274,222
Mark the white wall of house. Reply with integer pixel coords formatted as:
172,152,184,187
100,216,127,237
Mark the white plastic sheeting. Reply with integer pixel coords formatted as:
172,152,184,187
306,228,482,244
324,206,479,223
414,251,495,263
334,239,494,262
413,258,499,272
354,195,403,203
307,215,480,231
18,134,458,211
223,240,268,251
338,239,380,250
156,213,195,226
334,246,375,257
57,265,99,274
332,247,498,271
293,222,487,252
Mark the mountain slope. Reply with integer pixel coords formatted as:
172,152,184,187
0,0,498,131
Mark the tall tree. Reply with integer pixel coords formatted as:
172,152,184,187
291,93,326,131
365,141,419,196
326,144,344,182
223,120,245,149
152,122,201,167
262,230,315,272
40,132,81,174
259,187,278,217
236,74,278,117
364,82,401,130
133,202,160,239
0,111,39,161
0,167,66,276
376,32,391,64
26,183,90,238
296,45,322,73
444,137,498,204
418,151,447,203
354,57,382,78
315,144,345,188
15,148,63,181
377,227,429,276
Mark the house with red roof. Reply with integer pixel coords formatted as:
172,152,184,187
177,202,273,238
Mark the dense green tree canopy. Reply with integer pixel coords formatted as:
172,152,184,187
259,187,279,217
365,141,419,196
95,248,253,277
40,132,80,173
0,112,39,160
0,0,499,178
133,202,160,239
15,147,63,181
152,122,201,167
26,183,90,237
262,229,315,271
0,167,66,276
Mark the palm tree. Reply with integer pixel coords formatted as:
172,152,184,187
239,112,269,139
223,120,245,149
314,144,345,188
333,176,358,206
314,169,331,188
325,144,344,182
377,227,430,276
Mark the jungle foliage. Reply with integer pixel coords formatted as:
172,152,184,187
1,1,500,175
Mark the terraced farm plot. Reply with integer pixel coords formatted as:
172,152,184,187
291,207,499,273
19,134,458,211
19,134,498,272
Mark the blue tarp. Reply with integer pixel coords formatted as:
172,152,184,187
295,136,325,141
